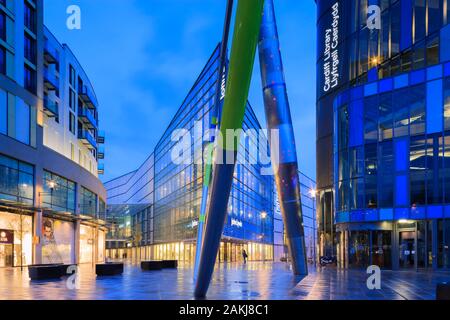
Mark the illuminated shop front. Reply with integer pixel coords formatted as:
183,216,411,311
107,240,273,264
0,211,33,268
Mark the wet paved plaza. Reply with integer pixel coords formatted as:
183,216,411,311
0,262,449,300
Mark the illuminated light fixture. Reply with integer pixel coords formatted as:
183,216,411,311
261,211,267,219
309,189,317,199
371,57,379,65
48,180,56,190
398,219,412,224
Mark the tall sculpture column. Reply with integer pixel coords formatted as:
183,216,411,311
258,0,308,276
194,0,265,298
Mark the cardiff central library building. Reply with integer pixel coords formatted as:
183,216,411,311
105,45,317,264
316,0,450,270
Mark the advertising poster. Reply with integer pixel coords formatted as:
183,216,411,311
42,218,74,264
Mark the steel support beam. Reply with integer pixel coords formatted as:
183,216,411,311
258,0,308,276
194,0,264,298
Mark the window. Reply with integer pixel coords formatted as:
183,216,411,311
0,11,5,41
24,1,36,33
0,154,34,204
42,171,76,214
69,89,76,110
0,46,5,75
393,88,410,137
426,135,444,204
391,1,401,56
414,0,426,42
445,78,450,130
24,65,36,93
15,99,30,144
0,88,6,134
365,143,378,208
410,136,427,206
426,34,440,66
428,0,442,35
409,85,426,136
80,187,97,217
69,65,76,87
379,141,394,207
69,112,76,135
379,93,393,141
24,33,36,64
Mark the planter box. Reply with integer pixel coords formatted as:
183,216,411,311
161,260,178,269
437,282,450,300
28,264,64,280
141,261,163,271
96,263,124,276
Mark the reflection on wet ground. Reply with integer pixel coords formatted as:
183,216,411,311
0,262,448,300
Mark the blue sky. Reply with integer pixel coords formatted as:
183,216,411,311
44,0,317,182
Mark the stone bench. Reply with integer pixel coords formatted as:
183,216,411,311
141,261,163,271
96,263,124,276
28,264,64,280
161,260,178,269
436,282,450,300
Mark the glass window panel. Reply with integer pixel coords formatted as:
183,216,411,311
414,0,427,42
364,96,378,143
427,80,443,134
445,78,450,130
410,136,427,206
0,88,6,134
426,34,440,66
379,141,394,207
391,1,401,56
365,143,378,208
379,93,393,141
15,99,30,145
426,136,444,204
428,0,442,34
409,85,426,135
393,88,410,137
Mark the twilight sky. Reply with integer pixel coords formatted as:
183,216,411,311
44,0,317,182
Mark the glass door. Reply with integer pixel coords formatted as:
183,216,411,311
399,231,416,268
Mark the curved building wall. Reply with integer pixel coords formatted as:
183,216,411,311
0,1,106,267
316,0,450,269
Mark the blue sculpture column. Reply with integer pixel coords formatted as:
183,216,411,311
258,0,308,276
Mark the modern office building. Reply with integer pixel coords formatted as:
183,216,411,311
105,44,317,264
0,0,106,268
316,0,450,270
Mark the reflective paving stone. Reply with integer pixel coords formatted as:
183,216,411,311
0,262,449,300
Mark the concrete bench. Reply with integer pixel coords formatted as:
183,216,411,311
161,260,178,269
436,282,450,300
141,261,163,271
96,263,124,276
28,264,64,280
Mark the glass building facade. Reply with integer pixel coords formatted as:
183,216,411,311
316,0,450,269
106,44,316,264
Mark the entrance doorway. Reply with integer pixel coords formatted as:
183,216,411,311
399,231,416,268
0,244,13,267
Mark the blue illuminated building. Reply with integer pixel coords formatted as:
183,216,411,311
105,44,316,264
316,0,450,269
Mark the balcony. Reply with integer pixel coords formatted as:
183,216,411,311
97,146,105,159
78,128,97,150
97,131,105,144
98,163,105,175
44,69,59,91
78,85,97,109
78,106,97,129
44,41,58,64
43,97,58,118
